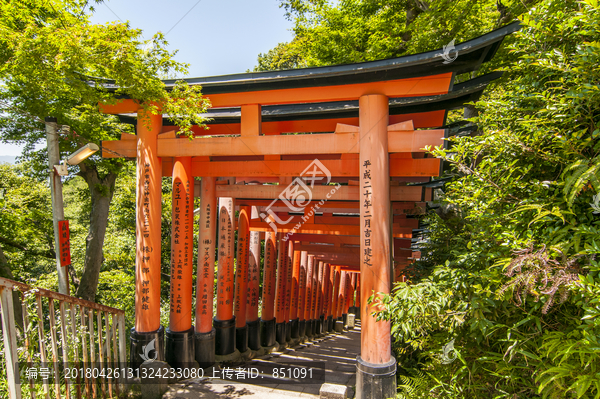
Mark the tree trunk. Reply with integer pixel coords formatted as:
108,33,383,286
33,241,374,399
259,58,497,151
0,244,24,329
75,163,119,302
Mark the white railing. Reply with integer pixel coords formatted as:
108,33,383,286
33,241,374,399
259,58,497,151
0,277,127,399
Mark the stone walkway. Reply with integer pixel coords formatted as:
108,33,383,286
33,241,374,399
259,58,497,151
163,321,361,398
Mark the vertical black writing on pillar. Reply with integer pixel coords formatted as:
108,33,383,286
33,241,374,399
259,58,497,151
298,258,305,310
226,201,233,307
218,201,233,309
248,232,260,310
234,215,248,314
285,247,293,317
218,206,226,308
265,237,273,299
141,162,152,312
171,180,183,315
184,179,190,305
201,203,212,316
276,244,286,318
362,160,373,268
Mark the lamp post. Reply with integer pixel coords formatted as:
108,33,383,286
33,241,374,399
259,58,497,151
46,117,99,295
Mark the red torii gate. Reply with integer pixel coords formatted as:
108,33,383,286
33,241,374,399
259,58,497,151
100,22,518,399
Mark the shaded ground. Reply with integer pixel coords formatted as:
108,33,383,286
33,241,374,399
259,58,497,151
164,321,361,398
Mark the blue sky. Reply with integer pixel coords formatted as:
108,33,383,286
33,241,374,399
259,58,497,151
0,0,294,157
89,0,294,77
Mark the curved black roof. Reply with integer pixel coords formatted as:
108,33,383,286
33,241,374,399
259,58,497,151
115,71,502,127
104,21,519,96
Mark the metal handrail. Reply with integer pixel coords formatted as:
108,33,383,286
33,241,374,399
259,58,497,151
0,277,127,399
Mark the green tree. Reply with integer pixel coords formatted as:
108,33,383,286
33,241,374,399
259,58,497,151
0,163,55,280
259,0,538,118
0,163,58,326
0,0,210,301
253,41,306,71
374,1,600,397
270,0,531,67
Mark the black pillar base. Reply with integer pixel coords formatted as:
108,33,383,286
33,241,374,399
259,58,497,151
356,307,361,320
166,326,194,369
298,320,306,338
194,328,215,368
214,317,236,356
306,320,314,338
349,306,359,316
311,319,317,336
130,326,165,371
356,356,396,399
342,313,348,327
327,315,333,332
260,318,276,347
276,322,286,346
236,325,248,353
319,315,325,334
247,319,261,351
285,320,292,342
290,318,299,338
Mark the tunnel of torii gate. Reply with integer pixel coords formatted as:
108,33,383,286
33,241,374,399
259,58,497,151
100,22,518,399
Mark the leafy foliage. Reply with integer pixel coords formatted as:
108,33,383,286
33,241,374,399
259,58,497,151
0,0,210,301
264,0,533,75
0,163,55,281
372,1,600,397
252,42,307,72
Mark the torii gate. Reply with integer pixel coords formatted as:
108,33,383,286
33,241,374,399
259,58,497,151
100,22,519,399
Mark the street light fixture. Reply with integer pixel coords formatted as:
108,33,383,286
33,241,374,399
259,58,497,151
55,143,99,176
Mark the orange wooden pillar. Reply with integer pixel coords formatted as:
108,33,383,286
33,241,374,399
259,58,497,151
304,254,315,338
246,207,262,351
326,264,335,332
215,197,236,357
319,263,327,321
310,258,319,335
337,270,347,331
261,230,277,348
345,272,357,329
344,271,352,313
321,262,331,333
355,274,361,320
312,260,320,335
195,177,217,367
297,251,308,338
234,205,251,354
284,240,294,342
336,270,343,320
351,273,358,305
332,267,343,332
166,156,194,368
345,273,355,313
315,261,325,334
131,110,164,369
274,233,289,345
289,246,301,339
357,93,396,398
342,271,352,329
